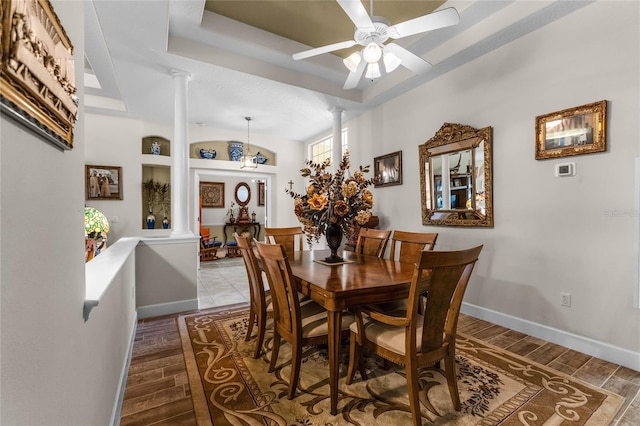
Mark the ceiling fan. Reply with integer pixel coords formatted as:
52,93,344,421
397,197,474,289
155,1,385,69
292,0,460,89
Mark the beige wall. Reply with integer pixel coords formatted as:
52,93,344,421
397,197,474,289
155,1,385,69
0,2,137,424
344,1,640,367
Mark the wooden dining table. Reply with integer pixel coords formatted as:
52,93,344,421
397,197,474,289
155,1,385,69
287,248,417,415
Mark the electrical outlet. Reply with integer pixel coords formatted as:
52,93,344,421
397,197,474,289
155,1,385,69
561,293,571,307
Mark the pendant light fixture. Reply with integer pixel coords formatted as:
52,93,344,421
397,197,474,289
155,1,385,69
240,116,257,169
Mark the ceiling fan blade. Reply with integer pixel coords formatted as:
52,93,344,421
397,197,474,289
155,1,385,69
292,40,357,60
388,7,460,39
385,43,432,74
337,0,374,31
343,57,366,89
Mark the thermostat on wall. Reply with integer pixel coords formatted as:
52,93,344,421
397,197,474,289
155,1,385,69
555,162,575,177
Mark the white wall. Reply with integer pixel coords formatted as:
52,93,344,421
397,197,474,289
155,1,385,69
0,2,137,424
345,1,640,365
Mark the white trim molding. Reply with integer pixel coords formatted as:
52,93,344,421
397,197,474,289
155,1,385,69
137,299,199,319
462,302,640,372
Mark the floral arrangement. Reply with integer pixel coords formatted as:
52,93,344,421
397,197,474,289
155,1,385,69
287,151,376,247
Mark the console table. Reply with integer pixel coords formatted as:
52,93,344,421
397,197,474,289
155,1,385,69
223,222,261,243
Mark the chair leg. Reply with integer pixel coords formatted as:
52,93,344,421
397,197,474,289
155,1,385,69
346,331,358,384
288,342,303,400
444,351,461,411
253,311,267,359
405,364,423,426
245,308,256,342
268,333,281,373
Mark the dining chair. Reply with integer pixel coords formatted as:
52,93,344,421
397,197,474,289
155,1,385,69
389,230,438,261
264,226,304,258
255,241,354,400
354,228,392,258
345,245,483,426
234,233,272,359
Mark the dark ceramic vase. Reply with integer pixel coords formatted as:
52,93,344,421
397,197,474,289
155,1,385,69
324,223,343,263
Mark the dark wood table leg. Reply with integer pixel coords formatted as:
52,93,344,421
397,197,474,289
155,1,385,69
327,309,342,415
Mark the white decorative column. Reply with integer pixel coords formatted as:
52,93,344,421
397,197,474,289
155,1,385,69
329,107,344,169
171,70,193,236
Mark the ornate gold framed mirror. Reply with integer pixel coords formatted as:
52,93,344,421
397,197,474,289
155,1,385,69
419,123,493,227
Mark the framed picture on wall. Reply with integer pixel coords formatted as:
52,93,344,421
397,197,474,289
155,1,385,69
200,182,225,208
374,151,403,187
535,100,607,160
85,165,123,200
258,181,265,206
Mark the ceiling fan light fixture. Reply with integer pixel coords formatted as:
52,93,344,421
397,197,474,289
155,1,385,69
343,52,362,73
362,42,382,64
365,62,381,79
383,51,401,73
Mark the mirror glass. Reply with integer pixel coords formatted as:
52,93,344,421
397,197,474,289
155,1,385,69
235,182,251,206
419,123,493,227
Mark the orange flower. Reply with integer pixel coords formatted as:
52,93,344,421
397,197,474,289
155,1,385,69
363,189,373,206
308,193,328,210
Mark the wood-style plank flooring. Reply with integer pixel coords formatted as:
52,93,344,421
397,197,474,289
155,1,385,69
120,260,640,425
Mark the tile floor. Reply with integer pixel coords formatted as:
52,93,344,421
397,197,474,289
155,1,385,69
198,256,249,308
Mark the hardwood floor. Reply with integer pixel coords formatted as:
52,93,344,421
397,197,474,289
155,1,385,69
119,258,640,425
120,310,640,425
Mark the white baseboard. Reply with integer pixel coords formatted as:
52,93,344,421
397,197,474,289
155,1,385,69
137,298,199,319
111,313,138,426
461,302,640,372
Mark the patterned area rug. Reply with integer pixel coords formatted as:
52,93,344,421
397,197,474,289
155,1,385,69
178,306,623,426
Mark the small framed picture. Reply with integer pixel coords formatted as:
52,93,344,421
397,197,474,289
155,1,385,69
200,182,225,208
374,151,402,187
535,100,607,160
85,165,123,200
258,181,265,206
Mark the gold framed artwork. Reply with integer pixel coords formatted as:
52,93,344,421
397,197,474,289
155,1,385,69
374,151,402,187
200,182,225,208
0,0,78,150
85,165,123,200
535,100,607,160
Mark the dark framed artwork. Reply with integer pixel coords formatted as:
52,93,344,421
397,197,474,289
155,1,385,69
85,165,123,200
200,182,225,208
0,0,78,150
374,151,403,187
535,100,607,160
258,181,265,206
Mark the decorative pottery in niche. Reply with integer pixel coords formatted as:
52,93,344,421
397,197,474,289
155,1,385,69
228,141,243,161
162,217,169,229
255,152,268,164
151,141,161,155
146,211,156,229
199,148,216,159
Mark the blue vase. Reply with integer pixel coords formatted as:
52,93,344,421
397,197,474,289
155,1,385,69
255,151,268,164
199,148,216,159
151,142,161,155
228,141,243,161
146,211,156,229
162,217,169,229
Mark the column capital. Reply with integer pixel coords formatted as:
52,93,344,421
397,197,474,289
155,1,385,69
171,69,192,81
328,106,345,115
